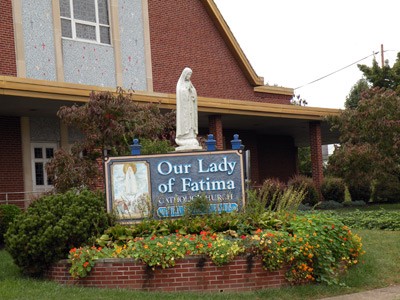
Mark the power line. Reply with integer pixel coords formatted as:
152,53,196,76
294,51,379,90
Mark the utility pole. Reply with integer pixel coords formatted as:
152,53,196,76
381,44,385,67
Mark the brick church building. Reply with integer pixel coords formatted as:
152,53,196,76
0,0,339,207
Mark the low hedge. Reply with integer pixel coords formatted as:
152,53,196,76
288,175,319,206
5,189,112,276
0,204,21,245
325,209,400,231
321,177,346,203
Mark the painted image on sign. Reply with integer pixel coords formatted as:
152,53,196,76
110,161,151,220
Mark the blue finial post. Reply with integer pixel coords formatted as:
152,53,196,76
205,134,216,151
130,138,141,155
231,134,244,150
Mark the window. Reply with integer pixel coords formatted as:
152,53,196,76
31,143,57,192
60,0,111,44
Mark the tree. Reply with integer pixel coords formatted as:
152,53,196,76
357,52,400,93
47,89,175,192
346,53,400,110
328,53,400,201
345,78,370,109
291,94,308,106
297,147,312,177
328,88,400,199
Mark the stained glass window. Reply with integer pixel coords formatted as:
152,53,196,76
60,0,110,45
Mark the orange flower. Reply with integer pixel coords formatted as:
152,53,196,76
255,228,262,234
207,242,212,248
83,262,89,268
70,248,77,253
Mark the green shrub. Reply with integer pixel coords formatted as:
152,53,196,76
348,181,371,202
343,200,367,207
257,178,286,211
288,175,319,206
0,205,21,245
371,178,400,203
184,194,211,216
321,177,346,203
315,200,344,210
326,209,400,231
140,138,174,155
5,189,112,276
298,203,312,211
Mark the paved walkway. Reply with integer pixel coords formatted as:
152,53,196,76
320,285,400,300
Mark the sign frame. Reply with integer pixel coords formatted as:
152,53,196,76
104,150,246,223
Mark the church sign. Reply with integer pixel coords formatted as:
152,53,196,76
104,150,245,223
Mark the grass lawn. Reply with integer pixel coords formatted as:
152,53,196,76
1,229,399,300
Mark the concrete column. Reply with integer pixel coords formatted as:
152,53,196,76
208,115,223,150
52,0,65,81
21,117,32,208
110,0,123,86
141,0,154,92
309,121,323,190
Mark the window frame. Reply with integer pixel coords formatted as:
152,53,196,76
60,0,111,45
31,143,57,192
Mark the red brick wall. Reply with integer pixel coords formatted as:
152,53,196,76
0,117,24,206
221,131,296,185
47,256,287,292
309,122,323,189
0,0,17,76
257,136,297,184
208,115,224,150
148,1,291,104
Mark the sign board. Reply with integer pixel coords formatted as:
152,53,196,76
104,150,245,223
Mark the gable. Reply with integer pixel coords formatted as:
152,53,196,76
148,0,292,104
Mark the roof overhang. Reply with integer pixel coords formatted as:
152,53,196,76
0,76,340,146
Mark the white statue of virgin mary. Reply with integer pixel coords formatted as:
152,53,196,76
175,67,202,151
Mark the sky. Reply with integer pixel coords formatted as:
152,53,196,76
214,0,400,109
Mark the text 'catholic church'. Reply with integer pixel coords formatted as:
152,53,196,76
0,0,340,208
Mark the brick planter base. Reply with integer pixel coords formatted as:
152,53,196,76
46,256,288,292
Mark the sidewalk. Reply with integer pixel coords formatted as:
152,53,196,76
320,285,400,300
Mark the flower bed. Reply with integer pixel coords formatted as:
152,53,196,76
46,212,364,291
46,255,288,292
